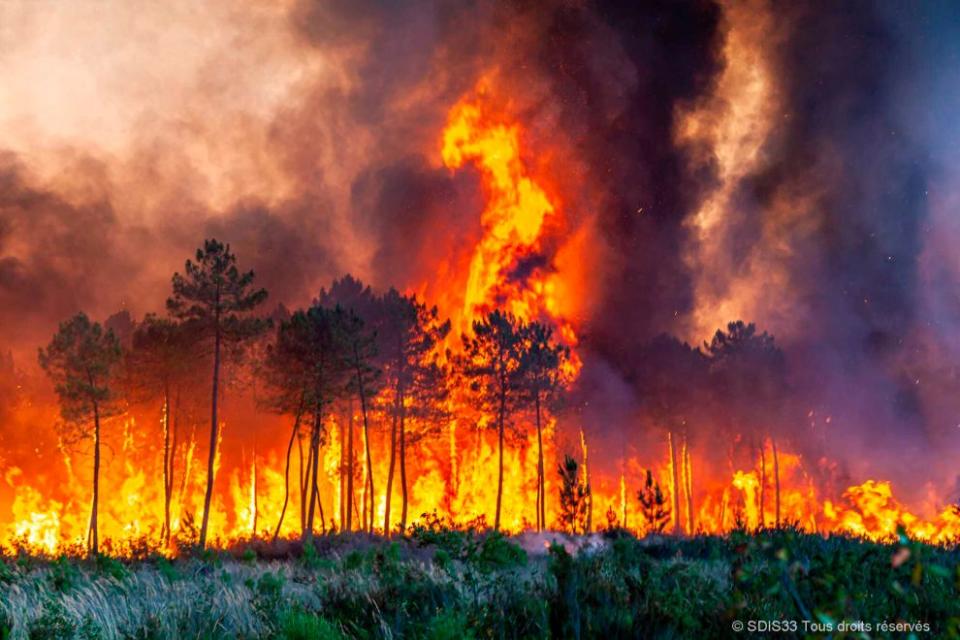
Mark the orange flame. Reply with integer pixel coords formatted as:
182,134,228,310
2,78,959,555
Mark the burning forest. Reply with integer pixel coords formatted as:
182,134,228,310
1,0,960,637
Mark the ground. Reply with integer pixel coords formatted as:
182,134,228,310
1,527,958,639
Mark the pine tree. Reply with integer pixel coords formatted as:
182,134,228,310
706,321,787,527
129,314,194,544
317,277,382,533
166,239,268,548
337,308,379,532
260,307,311,541
637,469,671,534
518,322,569,532
458,310,524,531
270,304,350,541
38,313,122,555
557,454,590,534
380,288,450,534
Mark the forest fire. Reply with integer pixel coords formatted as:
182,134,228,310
0,0,955,574
1,74,958,559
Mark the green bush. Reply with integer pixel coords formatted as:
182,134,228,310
278,609,344,640
424,609,476,640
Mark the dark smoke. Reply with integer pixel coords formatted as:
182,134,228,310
2,0,959,502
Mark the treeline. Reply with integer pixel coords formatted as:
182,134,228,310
37,240,572,555
35,239,795,556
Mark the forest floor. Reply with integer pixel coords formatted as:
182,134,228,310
1,526,958,639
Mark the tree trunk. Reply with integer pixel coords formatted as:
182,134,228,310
314,470,326,533
252,452,258,535
759,440,766,529
772,437,781,528
362,389,374,534
682,436,694,533
352,488,360,526
536,394,545,532
495,390,506,532
298,432,307,532
161,382,172,544
346,400,354,531
176,422,194,513
351,349,373,533
668,431,681,534
199,314,221,549
304,406,322,541
89,400,101,556
167,388,179,543
582,433,591,533
338,409,346,528
535,474,542,532
400,410,408,531
384,379,401,535
274,405,303,541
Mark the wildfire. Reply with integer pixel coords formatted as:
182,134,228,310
1,79,958,557
438,81,581,375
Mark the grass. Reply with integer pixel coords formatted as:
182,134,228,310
1,527,958,639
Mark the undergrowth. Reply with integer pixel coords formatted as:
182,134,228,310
1,527,958,639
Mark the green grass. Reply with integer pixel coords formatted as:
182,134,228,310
1,528,958,638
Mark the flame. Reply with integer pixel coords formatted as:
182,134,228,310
2,73,959,555
438,81,581,377
442,88,554,326
4,408,960,554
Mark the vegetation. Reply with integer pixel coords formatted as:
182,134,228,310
166,239,269,549
28,236,823,553
38,313,123,556
127,315,196,545
558,455,590,535
24,238,958,639
1,528,958,639
638,469,671,534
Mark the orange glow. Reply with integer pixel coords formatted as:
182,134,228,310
2,76,958,556
437,81,582,378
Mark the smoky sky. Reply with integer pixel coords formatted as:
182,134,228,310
1,0,960,492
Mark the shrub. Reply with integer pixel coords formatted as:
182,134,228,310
425,609,475,640
278,609,344,640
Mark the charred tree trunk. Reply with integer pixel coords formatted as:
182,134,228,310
304,405,323,542
199,304,221,549
298,432,307,532
274,403,303,542
495,387,506,532
161,381,172,544
582,434,592,533
759,440,766,529
338,410,346,528
176,422,195,514
400,409,409,531
346,402,354,531
683,436,694,533
252,452,258,535
535,393,545,532
384,377,401,535
772,437,781,528
384,413,398,535
89,398,101,556
353,350,374,534
352,488,360,526
363,399,374,534
668,431,681,534
166,388,179,543
314,471,326,533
